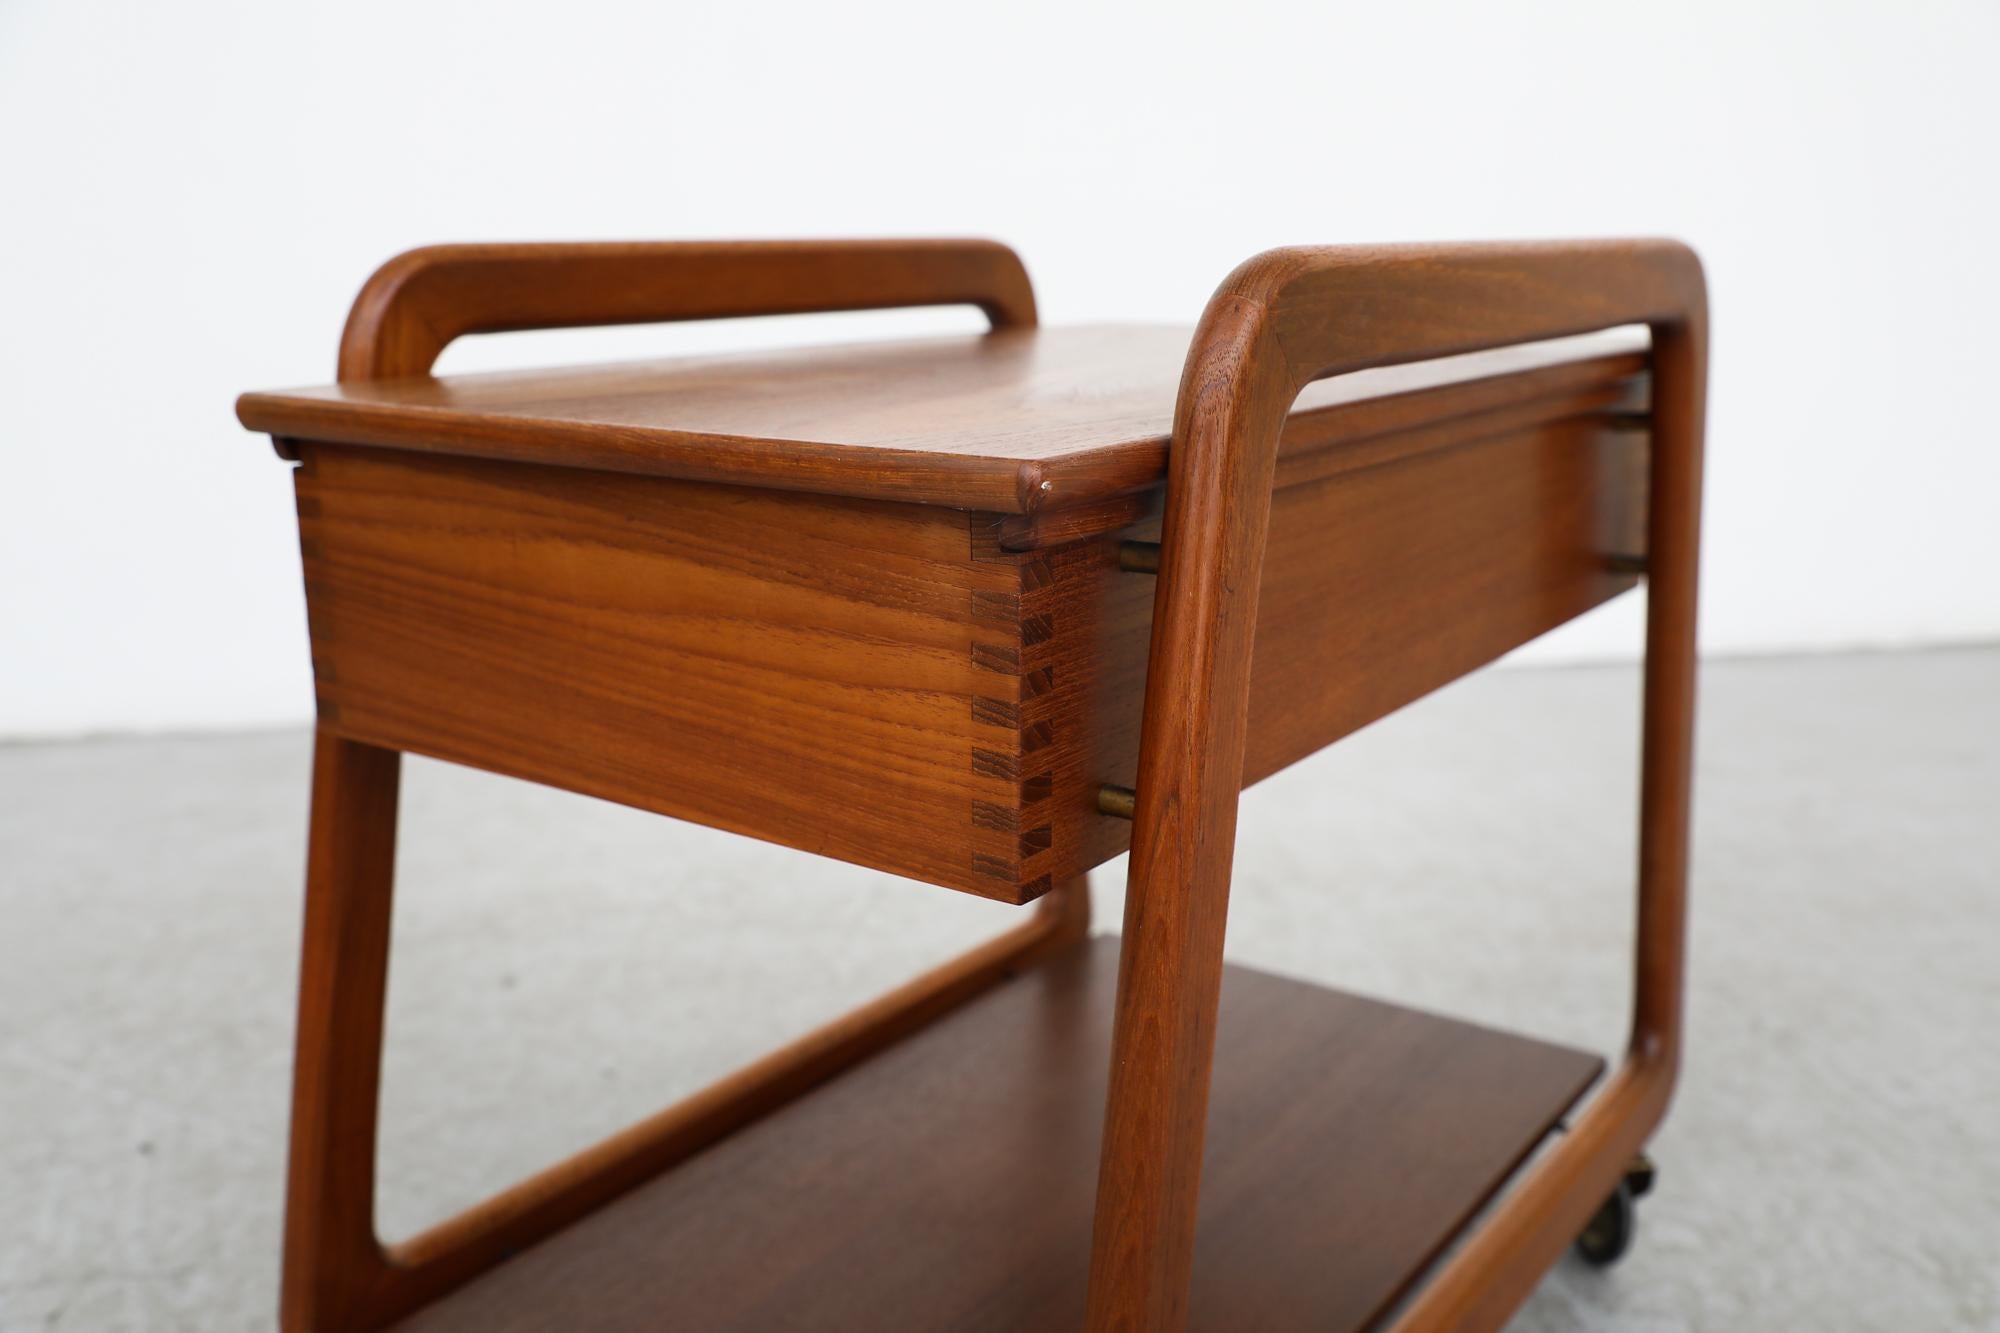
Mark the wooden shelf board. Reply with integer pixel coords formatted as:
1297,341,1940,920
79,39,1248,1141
393,938,1602,1332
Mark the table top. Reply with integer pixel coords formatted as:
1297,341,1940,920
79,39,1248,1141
238,324,1647,514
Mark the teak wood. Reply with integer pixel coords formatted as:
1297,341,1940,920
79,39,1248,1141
391,941,1602,1333
334,238,1038,383
1089,241,1704,1332
243,320,1644,513
264,325,1649,902
243,238,1705,1332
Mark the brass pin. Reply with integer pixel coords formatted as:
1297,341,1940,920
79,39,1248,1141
1117,541,1161,574
1096,784,1137,820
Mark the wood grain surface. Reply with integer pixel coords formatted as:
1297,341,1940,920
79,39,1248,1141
294,445,1056,900
258,238,1704,1333
1087,241,1704,1333
294,391,1647,903
335,239,1039,382
242,324,1644,512
1061,414,1650,880
389,939,1603,1333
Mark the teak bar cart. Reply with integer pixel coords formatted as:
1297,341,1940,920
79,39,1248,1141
238,237,1706,1332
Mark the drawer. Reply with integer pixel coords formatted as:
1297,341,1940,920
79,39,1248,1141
294,404,1647,903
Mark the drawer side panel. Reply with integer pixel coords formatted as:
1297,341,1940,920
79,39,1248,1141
1055,414,1651,881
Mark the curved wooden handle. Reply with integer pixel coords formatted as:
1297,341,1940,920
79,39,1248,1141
336,238,1037,382
1089,240,1708,1332
1200,239,1705,391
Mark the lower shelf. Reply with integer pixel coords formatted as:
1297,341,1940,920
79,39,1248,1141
395,937,1602,1332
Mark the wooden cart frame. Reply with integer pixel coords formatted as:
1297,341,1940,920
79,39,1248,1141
1091,243,1705,1330
252,238,1705,1332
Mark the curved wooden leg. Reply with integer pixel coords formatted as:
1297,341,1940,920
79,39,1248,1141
1385,323,1704,1332
382,873,1092,1316
1084,864,1234,1333
283,730,401,1331
279,750,1091,1330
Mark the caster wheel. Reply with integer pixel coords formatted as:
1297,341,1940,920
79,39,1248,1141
1624,1152,1656,1199
1573,1182,1636,1267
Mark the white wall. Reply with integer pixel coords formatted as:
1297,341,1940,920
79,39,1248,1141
3,0,1995,738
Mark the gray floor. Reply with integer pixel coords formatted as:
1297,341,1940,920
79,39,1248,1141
2,649,1995,1332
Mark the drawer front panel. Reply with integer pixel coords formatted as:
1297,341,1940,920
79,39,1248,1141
294,447,1053,902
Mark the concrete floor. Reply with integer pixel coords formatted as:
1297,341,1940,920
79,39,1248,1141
2,648,1995,1331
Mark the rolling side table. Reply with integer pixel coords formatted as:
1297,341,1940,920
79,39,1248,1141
238,237,1707,1332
